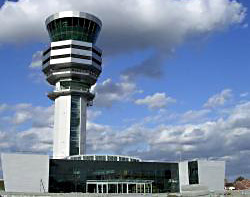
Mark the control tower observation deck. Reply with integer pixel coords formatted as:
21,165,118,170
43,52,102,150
42,11,102,159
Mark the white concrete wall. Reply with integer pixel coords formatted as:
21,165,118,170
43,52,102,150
50,48,92,56
53,95,71,159
178,161,189,192
198,160,225,192
51,40,92,47
1,153,49,193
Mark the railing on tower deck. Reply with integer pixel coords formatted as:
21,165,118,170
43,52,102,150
45,69,98,78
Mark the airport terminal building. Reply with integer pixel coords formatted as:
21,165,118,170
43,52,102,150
2,153,225,194
1,11,225,195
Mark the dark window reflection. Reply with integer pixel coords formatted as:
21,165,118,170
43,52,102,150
49,160,180,193
188,161,199,184
47,17,101,43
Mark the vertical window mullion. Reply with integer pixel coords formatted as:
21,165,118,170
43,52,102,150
82,18,85,41
71,17,73,38
59,19,62,41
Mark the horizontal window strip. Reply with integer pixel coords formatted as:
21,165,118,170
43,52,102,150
43,54,101,66
42,58,50,65
47,45,101,59
72,44,92,51
92,48,102,57
71,68,98,77
50,54,91,60
43,48,51,56
51,44,71,50
92,57,102,65
46,68,99,78
51,44,92,51
71,54,91,60
51,54,71,59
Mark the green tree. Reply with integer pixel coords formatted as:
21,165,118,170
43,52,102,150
234,176,245,183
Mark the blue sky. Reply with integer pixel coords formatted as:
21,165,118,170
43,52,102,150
0,0,250,181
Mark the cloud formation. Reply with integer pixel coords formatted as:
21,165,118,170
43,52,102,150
0,0,246,56
29,51,43,69
135,92,176,109
86,100,250,179
10,103,54,127
204,89,233,108
5,0,244,81
0,103,53,154
122,53,166,80
0,92,250,179
93,78,139,107
180,109,211,123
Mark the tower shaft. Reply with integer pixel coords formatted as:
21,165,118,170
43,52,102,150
53,95,87,158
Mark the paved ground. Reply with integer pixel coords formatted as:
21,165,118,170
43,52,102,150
0,191,249,196
225,190,250,196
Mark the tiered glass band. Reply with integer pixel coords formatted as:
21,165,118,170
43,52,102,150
47,17,101,43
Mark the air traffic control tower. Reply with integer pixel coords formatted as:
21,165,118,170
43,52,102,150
42,11,102,159
1,11,226,194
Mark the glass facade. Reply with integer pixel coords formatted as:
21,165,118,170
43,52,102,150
47,17,101,43
86,180,153,193
70,96,81,155
60,81,89,91
49,159,180,193
188,161,199,184
67,155,141,162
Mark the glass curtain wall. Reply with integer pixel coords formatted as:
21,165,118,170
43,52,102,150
49,160,180,193
70,96,81,155
47,17,101,43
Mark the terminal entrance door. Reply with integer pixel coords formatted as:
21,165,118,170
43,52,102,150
96,183,108,193
86,180,153,194
97,184,102,193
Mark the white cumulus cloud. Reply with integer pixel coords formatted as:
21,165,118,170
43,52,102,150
1,96,250,179
0,0,246,56
3,0,246,80
135,92,176,109
29,51,43,69
93,78,139,107
180,109,211,123
204,89,233,108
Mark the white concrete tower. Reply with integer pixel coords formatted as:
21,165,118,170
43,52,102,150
42,11,102,159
